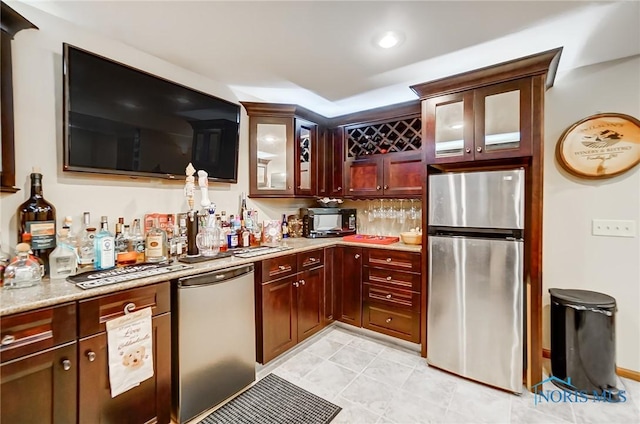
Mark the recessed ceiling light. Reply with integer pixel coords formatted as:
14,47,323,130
375,30,404,49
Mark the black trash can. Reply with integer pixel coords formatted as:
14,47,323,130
549,288,618,398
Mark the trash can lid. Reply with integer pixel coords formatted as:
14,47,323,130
549,288,616,308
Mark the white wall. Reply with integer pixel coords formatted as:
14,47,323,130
543,55,640,371
0,2,308,252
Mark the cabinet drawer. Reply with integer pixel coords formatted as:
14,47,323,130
363,284,420,311
297,249,324,270
78,282,170,338
261,254,297,282
362,302,420,343
365,248,420,272
0,303,76,364
363,266,421,292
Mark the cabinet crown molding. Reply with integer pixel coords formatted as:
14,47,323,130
410,47,563,99
1,2,38,37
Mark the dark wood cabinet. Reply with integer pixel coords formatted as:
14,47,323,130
334,246,363,326
0,303,77,424
345,151,423,197
242,102,326,198
362,248,422,343
77,281,172,424
257,249,325,363
423,77,533,164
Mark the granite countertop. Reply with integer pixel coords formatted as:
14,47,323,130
0,238,421,316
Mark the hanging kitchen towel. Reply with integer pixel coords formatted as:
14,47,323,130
106,307,154,398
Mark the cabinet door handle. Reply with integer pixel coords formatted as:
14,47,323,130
354,254,360,259
288,186,292,190
383,185,389,190
62,359,72,371
1,335,16,345
124,302,136,315
376,185,381,190
476,146,483,153
335,186,342,191
293,281,299,287
300,279,306,286
386,276,392,281
465,147,471,154
386,294,392,299
86,351,96,362
385,317,393,323
386,258,392,263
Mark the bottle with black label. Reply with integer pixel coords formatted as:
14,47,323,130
17,169,56,274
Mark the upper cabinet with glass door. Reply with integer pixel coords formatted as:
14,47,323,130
242,102,321,197
423,77,532,164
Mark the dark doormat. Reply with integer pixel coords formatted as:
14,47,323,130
198,373,342,424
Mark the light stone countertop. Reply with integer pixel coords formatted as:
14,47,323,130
0,238,421,316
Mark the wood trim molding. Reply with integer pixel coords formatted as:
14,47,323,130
328,100,421,128
410,47,563,99
543,348,640,382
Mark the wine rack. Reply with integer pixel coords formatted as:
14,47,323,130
346,115,422,158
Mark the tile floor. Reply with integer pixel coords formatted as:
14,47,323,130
256,325,640,424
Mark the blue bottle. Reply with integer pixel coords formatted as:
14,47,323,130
94,216,115,269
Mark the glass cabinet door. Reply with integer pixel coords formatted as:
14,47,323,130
295,119,317,196
474,78,532,159
250,116,294,196
425,92,474,164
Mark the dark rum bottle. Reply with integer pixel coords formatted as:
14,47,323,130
17,170,56,274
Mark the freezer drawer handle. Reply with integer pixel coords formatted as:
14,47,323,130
385,317,392,323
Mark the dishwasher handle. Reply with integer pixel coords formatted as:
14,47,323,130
178,264,254,288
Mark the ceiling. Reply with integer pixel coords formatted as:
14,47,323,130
17,0,640,117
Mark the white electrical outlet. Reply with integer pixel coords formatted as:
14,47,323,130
592,219,637,237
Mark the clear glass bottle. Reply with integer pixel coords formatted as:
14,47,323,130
145,217,168,263
49,228,78,279
4,243,42,289
20,232,45,277
17,170,56,274
94,216,115,270
116,224,136,265
131,219,146,264
61,216,78,256
78,228,96,269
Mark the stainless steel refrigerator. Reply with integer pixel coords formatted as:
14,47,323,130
427,169,524,393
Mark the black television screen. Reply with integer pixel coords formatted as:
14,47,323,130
63,43,240,183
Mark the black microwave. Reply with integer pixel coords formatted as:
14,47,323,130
300,208,357,238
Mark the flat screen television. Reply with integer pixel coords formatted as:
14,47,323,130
63,43,240,183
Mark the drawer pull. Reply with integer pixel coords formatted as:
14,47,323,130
386,294,392,299
62,359,72,371
1,335,16,345
386,317,393,323
86,351,96,362
124,302,136,314
386,276,392,281
278,265,291,271
386,258,392,263
309,257,317,262
354,254,360,259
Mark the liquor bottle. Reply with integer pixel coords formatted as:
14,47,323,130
17,169,56,274
131,219,146,263
3,243,42,289
81,212,91,232
116,224,136,265
0,234,11,286
177,214,188,257
49,228,78,279
78,228,97,269
240,220,250,247
239,192,248,222
94,216,115,270
220,212,230,252
281,214,289,239
166,215,177,261
145,217,168,263
20,233,45,277
61,216,78,256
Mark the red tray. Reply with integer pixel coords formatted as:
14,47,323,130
342,234,400,245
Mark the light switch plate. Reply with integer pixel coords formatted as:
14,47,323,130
592,219,636,237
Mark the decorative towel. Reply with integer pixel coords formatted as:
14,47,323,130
106,307,154,397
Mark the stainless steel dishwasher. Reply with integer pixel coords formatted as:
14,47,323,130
172,264,256,424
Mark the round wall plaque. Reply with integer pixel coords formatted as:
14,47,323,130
556,113,640,179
